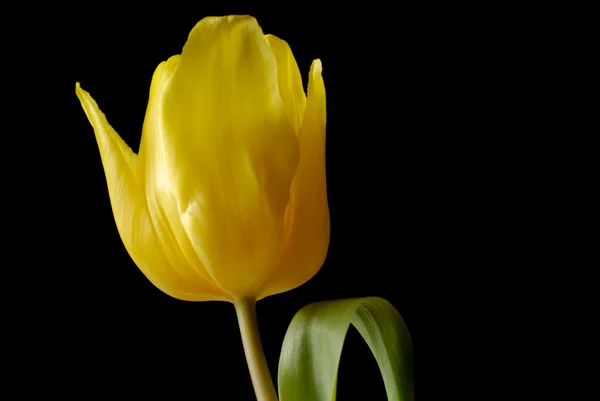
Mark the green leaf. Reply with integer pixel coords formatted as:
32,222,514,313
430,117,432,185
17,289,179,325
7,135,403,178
278,297,413,401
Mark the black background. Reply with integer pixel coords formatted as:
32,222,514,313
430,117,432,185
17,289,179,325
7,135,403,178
10,3,475,400
7,3,582,400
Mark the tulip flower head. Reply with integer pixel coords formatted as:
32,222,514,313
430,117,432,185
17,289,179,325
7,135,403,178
76,15,329,302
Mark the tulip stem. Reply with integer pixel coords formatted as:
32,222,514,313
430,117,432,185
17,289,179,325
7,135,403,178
234,298,279,401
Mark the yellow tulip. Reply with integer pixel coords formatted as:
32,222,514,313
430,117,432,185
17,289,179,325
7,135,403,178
76,15,329,303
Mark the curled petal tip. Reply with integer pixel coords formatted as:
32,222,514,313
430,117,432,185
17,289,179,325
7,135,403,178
313,59,323,73
75,82,85,97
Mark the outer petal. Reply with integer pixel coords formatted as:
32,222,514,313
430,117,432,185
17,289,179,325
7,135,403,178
257,60,329,300
150,16,299,297
138,56,232,297
76,83,228,301
265,34,306,134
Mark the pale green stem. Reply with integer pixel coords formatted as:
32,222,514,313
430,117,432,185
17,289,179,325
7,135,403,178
234,298,279,401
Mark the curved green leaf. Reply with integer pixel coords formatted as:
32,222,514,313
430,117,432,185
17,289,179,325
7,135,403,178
278,297,413,401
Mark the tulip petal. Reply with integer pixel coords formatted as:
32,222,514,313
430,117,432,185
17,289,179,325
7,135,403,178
266,34,306,134
76,84,228,301
149,16,300,297
258,60,329,300
138,56,231,297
